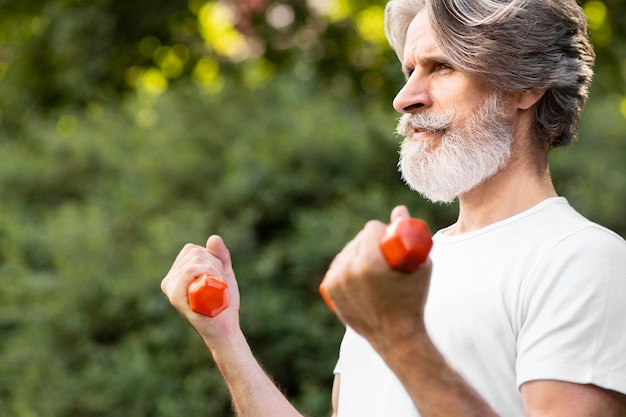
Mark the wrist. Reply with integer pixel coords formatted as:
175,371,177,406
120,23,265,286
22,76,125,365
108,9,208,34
366,317,428,353
369,323,439,368
201,324,247,353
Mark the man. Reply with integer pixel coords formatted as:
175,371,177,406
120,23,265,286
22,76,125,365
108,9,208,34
161,0,626,415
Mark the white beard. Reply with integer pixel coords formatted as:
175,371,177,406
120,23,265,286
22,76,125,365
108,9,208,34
397,92,513,203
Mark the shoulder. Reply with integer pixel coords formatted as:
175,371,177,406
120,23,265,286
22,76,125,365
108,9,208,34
545,216,626,273
516,200,626,321
521,220,626,300
521,197,626,262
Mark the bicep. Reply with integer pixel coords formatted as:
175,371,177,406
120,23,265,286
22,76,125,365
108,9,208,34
521,380,626,417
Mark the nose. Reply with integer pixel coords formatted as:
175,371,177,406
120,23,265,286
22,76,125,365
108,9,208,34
392,74,431,114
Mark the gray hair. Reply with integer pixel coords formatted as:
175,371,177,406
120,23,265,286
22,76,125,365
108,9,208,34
384,0,596,149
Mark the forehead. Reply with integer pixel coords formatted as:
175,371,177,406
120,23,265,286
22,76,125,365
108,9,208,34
402,9,442,64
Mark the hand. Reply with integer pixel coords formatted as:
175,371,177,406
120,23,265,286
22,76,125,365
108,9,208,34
322,206,433,346
161,235,242,348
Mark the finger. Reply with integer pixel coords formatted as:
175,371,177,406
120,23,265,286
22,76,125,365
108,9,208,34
323,220,386,302
171,243,203,267
353,220,388,272
322,229,362,310
161,245,224,295
390,205,411,222
177,246,224,276
206,235,232,271
327,225,366,280
161,244,201,294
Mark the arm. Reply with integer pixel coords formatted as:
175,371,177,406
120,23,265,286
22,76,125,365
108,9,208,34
331,374,339,417
322,206,626,417
521,380,626,417
207,328,303,417
161,236,303,417
374,328,626,416
321,206,499,416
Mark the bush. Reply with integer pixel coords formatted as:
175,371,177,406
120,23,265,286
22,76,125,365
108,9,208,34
0,75,441,416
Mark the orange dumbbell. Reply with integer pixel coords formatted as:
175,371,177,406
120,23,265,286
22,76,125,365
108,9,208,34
378,216,432,272
319,216,433,311
188,274,230,317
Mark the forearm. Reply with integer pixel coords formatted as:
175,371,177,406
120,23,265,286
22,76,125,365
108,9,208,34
204,329,304,417
372,331,500,417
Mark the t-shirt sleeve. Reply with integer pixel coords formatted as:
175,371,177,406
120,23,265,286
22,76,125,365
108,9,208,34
334,358,341,375
516,226,626,394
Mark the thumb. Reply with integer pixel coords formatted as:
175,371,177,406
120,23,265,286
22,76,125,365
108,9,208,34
206,235,232,271
390,205,411,222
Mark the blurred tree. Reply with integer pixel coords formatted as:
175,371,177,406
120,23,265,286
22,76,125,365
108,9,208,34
0,0,403,125
0,74,437,416
1,0,624,123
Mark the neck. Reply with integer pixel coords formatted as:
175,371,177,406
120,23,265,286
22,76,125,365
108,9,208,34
446,136,557,235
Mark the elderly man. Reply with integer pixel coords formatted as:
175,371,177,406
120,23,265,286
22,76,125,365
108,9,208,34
161,0,626,415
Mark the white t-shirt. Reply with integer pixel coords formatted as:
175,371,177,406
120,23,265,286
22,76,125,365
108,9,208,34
335,197,626,416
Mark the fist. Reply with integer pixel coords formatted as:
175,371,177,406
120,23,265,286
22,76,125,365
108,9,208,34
320,214,432,312
318,207,433,340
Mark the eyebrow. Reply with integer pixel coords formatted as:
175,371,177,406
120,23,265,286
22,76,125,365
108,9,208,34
401,55,450,77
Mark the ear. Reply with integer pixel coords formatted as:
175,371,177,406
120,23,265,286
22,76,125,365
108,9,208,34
516,88,545,110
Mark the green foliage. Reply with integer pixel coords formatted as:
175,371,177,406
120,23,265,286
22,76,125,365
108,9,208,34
0,0,404,126
550,89,626,235
0,75,441,416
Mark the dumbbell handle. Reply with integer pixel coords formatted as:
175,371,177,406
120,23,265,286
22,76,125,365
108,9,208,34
319,216,432,311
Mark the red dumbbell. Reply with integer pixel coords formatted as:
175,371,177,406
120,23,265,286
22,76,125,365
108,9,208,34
378,217,433,272
319,216,433,311
188,274,230,317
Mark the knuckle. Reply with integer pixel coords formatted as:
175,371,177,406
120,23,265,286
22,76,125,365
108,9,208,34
182,243,198,253
189,254,204,264
348,257,368,279
364,219,385,230
188,246,207,257
182,264,201,277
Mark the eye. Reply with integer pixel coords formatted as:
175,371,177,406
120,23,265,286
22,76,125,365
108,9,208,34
435,62,451,72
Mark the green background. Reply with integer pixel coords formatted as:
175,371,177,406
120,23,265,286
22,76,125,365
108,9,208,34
1,1,624,415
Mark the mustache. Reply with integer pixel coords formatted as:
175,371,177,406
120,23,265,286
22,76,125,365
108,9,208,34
396,111,455,137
